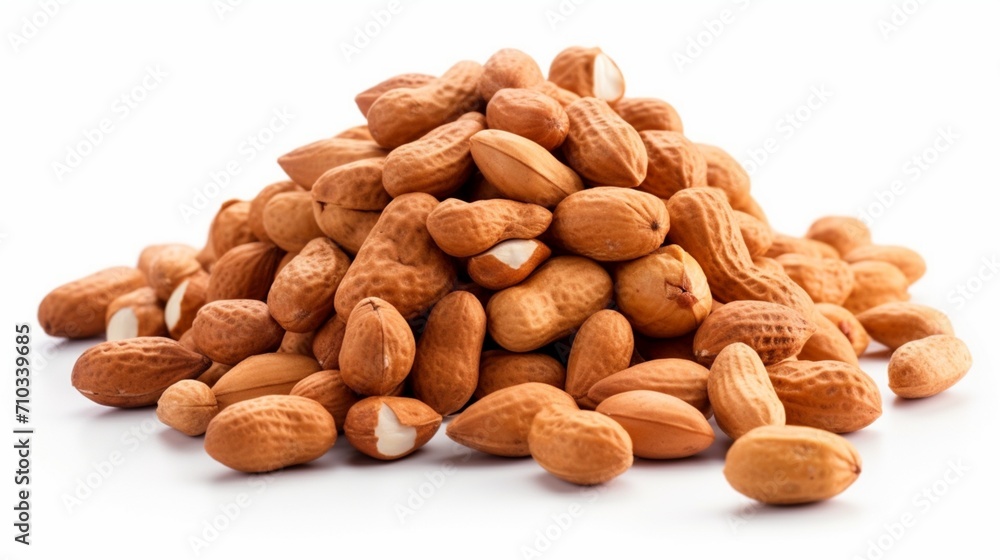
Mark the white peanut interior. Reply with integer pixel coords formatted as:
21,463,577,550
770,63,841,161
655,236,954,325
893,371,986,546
375,403,416,457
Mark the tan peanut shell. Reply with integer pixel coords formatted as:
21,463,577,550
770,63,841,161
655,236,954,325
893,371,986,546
39,266,148,339
410,291,487,415
249,181,304,243
209,200,254,258
735,211,774,258
842,260,910,314
313,314,348,370
467,239,552,290
191,299,285,365
486,256,613,352
693,301,816,366
267,237,350,333
708,343,785,440
529,406,633,485
355,72,435,117
485,87,569,150
695,144,750,206
777,253,854,305
888,335,972,398
475,351,566,400
767,360,882,433
563,97,647,187
565,310,634,408
205,395,337,473
383,116,485,198
636,130,706,198
547,46,625,102
550,187,668,262
156,380,219,436
765,233,840,260
262,191,325,253
856,302,954,351
446,382,578,457
469,129,583,207
290,370,360,431
343,396,442,460
339,297,415,396
211,353,321,409
426,198,552,258
843,244,926,285
816,303,870,356
334,193,455,320
72,337,212,408
478,48,545,101
205,242,284,303
367,60,483,149
798,313,861,365
613,97,683,133
596,390,714,459
586,359,711,417
805,216,872,256
724,425,861,504
614,245,712,338
105,287,168,340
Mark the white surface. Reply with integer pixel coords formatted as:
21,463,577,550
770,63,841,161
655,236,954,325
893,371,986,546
3,1,999,559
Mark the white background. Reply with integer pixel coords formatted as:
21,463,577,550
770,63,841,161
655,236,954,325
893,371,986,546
3,1,999,559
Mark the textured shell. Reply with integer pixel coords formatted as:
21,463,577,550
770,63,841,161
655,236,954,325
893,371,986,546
343,396,442,460
596,390,713,459
666,188,815,319
765,234,840,259
446,382,577,457
486,88,569,150
547,46,625,102
146,244,201,301
312,158,391,212
822,312,870,362
383,116,484,198
39,266,148,338
563,98,647,187
209,200,254,258
486,256,613,352
776,254,854,305
367,60,483,149
469,129,583,207
312,314,348,370
842,261,910,314
478,48,545,101
565,310,634,408
290,370,360,431
355,72,435,117
550,187,668,261
339,297,415,396
767,360,882,433
156,380,218,436
312,204,381,256
205,395,337,473
191,299,285,365
426,198,552,258
586,359,711,417
72,337,212,407
735,211,774,258
105,287,167,339
267,237,351,333
249,181,304,243
334,193,456,319
888,335,972,398
211,353,321,409
798,313,861,365
636,130,706,198
613,97,684,133
410,291,487,415
856,302,954,351
805,216,872,256
707,343,785,440
842,244,926,285
724,425,861,504
529,407,633,485
475,351,566,400
206,242,284,302
614,245,713,338
278,138,387,188
262,191,325,253
467,239,552,290
694,144,750,206
693,301,816,366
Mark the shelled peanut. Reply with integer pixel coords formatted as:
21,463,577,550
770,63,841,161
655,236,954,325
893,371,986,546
40,46,971,504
